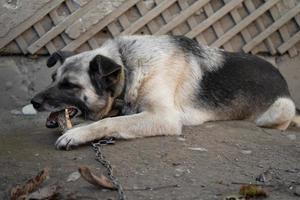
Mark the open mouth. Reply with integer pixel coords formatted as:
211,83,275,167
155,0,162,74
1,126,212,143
46,107,79,128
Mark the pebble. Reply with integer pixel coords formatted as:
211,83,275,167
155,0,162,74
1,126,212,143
188,147,208,152
67,171,81,182
10,109,22,115
22,104,37,115
177,137,186,141
241,150,252,155
287,134,296,140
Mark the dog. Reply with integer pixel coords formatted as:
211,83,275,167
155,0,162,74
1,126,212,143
31,35,300,150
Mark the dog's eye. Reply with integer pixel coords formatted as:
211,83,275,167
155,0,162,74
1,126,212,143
59,80,81,89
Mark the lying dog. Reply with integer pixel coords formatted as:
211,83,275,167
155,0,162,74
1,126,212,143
31,35,300,150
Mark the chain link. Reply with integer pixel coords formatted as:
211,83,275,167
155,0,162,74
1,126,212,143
91,139,126,200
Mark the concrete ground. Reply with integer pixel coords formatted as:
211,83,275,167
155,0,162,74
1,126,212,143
1,55,300,200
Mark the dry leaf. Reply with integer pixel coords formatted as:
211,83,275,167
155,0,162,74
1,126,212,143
26,185,60,200
239,184,267,198
10,168,49,200
78,166,116,189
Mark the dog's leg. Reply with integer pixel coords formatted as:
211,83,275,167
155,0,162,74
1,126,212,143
255,97,295,130
55,111,181,150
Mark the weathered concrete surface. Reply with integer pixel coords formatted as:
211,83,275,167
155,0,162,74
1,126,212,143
0,56,52,109
0,55,300,200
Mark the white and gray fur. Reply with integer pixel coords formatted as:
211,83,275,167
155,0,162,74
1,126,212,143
31,35,299,150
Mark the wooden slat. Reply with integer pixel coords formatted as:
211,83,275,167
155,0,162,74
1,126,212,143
65,0,78,11
211,0,280,48
278,31,300,53
49,10,72,45
67,0,94,50
120,0,177,36
0,0,64,50
15,36,28,54
107,23,122,37
65,0,98,50
33,23,57,54
186,0,243,38
270,3,298,56
27,0,98,54
119,15,131,29
223,0,252,45
294,14,300,26
243,3,300,52
244,0,276,54
62,0,140,51
87,38,99,49
203,3,233,51
177,0,207,45
136,1,160,34
155,0,210,35
154,0,181,35
153,0,178,35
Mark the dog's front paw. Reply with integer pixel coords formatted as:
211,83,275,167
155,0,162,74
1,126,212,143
55,127,88,150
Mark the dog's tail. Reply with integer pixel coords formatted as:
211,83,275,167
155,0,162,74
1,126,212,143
291,107,300,127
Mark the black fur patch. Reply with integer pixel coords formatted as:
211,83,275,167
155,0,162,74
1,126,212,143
47,51,75,67
198,52,290,115
170,35,205,59
89,55,122,95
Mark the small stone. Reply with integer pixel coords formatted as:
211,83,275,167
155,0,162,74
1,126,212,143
188,147,208,152
241,150,252,154
67,171,81,182
34,153,39,157
177,137,186,141
22,104,37,115
10,109,22,115
287,134,296,140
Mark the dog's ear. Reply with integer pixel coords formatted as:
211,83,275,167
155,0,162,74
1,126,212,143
47,51,75,68
89,55,122,94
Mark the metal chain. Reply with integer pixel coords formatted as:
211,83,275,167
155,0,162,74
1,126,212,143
91,139,126,200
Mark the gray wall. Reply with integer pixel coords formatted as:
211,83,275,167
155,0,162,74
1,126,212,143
0,56,53,110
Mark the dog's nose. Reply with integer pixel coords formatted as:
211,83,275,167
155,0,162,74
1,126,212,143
31,97,42,109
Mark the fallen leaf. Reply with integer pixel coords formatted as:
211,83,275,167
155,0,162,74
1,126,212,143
78,166,116,189
239,184,267,198
26,185,60,200
10,168,49,200
66,171,81,182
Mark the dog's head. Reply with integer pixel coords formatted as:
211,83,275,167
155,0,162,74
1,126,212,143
31,51,124,120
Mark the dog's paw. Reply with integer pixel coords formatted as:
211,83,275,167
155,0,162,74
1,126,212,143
55,127,88,150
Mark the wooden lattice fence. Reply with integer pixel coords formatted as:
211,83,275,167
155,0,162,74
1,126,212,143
1,0,300,57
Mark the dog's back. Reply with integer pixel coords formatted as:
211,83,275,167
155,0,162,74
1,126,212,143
116,35,296,130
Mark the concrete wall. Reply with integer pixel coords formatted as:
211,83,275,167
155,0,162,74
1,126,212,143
0,56,52,110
